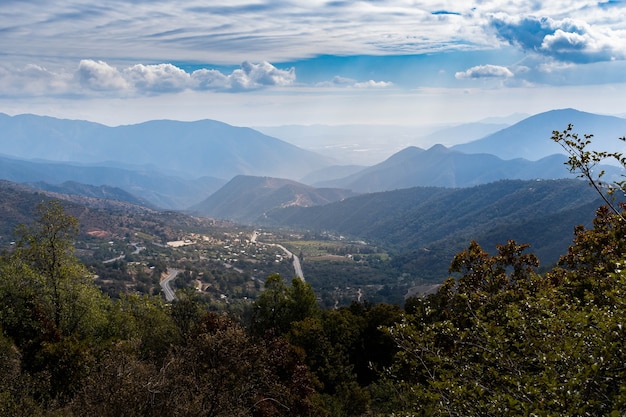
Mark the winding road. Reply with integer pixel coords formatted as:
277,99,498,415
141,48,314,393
252,231,304,280
160,268,180,302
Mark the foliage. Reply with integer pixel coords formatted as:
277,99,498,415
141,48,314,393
382,214,626,415
552,124,626,220
250,274,319,336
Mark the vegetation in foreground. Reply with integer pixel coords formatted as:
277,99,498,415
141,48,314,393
1,127,626,415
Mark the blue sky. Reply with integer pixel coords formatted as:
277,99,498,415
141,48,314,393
1,0,626,127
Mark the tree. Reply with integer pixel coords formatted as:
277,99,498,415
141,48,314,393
251,274,319,336
0,200,110,403
151,313,324,417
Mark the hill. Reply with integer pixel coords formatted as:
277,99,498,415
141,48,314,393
452,108,626,160
313,144,590,192
0,113,332,180
262,179,604,279
191,175,358,224
0,180,224,246
30,181,155,208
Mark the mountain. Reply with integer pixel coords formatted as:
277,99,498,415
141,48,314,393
262,179,605,279
416,122,510,147
313,144,591,192
0,113,332,180
0,180,223,247
30,181,155,208
0,154,225,209
452,108,626,160
191,175,358,224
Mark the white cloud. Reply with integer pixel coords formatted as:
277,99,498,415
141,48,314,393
0,60,297,97
316,76,393,88
0,64,72,96
229,61,296,90
455,64,514,79
123,63,190,93
76,60,128,91
488,14,626,63
353,80,394,88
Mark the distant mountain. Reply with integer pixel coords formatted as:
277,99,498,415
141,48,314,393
0,154,225,209
416,122,509,147
313,144,593,192
0,113,332,180
191,175,358,224
263,179,605,279
452,108,626,160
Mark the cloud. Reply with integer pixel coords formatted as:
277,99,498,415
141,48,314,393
72,60,295,94
0,60,297,97
76,60,128,91
488,14,626,63
455,64,514,79
316,75,393,88
0,64,72,96
228,61,296,90
353,80,394,88
124,63,190,93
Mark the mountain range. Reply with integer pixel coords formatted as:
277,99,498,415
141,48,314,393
0,108,624,216
0,113,332,180
310,145,579,192
1,108,625,283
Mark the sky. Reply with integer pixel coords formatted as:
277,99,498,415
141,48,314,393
1,0,626,129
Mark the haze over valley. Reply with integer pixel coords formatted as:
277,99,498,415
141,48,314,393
1,107,625,295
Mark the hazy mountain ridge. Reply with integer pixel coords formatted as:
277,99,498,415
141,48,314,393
0,113,332,180
313,145,588,192
0,154,225,210
452,108,626,160
1,108,624,219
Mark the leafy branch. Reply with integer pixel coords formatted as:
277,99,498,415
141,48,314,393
551,124,626,222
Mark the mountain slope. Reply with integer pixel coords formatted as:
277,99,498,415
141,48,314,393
0,113,332,180
30,181,155,208
191,175,358,224
417,122,510,146
263,179,604,278
0,154,225,209
452,108,626,160
314,144,586,192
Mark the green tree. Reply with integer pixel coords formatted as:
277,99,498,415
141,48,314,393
0,201,110,404
251,274,319,335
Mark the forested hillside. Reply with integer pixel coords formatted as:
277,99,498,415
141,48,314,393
264,179,604,277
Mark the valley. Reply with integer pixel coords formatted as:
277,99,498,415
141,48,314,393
0,108,624,308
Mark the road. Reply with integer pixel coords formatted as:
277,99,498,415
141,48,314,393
160,268,180,302
251,231,303,280
275,244,304,280
102,243,145,264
